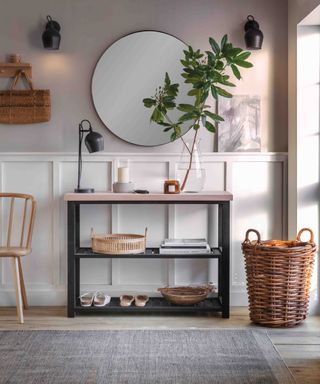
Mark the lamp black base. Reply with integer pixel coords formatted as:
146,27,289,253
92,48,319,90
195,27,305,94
74,188,95,193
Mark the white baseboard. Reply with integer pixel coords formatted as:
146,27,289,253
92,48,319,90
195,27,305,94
0,288,66,306
0,286,249,307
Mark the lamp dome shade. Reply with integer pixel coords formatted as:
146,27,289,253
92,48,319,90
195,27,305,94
85,131,104,153
244,15,263,50
42,16,61,49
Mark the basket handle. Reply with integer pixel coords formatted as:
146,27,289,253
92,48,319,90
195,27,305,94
296,228,314,243
10,71,22,90
10,70,34,90
244,229,261,244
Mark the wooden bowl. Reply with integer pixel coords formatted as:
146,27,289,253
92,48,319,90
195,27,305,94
158,286,213,305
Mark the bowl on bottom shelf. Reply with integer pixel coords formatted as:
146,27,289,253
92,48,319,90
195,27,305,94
158,285,214,305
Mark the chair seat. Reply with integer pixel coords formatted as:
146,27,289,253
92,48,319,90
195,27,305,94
0,247,31,257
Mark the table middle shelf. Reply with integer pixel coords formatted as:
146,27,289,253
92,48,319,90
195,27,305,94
73,247,222,259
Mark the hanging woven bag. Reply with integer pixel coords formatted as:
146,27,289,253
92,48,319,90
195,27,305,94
0,70,51,124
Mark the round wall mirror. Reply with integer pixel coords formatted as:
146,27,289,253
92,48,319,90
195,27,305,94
92,31,191,146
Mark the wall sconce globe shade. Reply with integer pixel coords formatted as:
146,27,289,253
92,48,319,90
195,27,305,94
42,15,61,50
244,15,263,50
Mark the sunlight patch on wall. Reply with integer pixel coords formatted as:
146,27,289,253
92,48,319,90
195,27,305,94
38,53,73,76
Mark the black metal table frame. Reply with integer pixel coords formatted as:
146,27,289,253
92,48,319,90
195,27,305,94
67,200,230,318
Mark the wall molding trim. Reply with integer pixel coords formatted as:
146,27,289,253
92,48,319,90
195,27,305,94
0,151,288,306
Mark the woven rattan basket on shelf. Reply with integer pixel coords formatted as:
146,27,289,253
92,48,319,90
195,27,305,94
242,228,316,328
91,228,147,255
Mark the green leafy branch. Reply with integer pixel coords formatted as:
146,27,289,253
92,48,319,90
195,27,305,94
143,35,253,190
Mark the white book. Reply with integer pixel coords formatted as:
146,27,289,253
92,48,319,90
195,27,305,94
159,244,211,254
162,238,208,248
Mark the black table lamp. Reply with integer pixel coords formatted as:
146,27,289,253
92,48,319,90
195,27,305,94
75,119,104,193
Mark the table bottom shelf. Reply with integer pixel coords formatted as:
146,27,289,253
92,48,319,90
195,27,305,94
74,296,223,314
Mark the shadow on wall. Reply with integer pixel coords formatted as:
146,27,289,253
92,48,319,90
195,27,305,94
27,18,45,51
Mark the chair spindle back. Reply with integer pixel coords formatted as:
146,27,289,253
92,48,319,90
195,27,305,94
0,193,36,249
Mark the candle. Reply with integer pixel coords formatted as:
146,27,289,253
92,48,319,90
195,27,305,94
118,167,129,183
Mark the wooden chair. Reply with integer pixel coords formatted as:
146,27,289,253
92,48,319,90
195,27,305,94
0,193,36,323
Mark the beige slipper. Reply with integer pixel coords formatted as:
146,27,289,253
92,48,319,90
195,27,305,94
94,291,111,307
134,295,149,307
79,292,95,307
120,295,134,307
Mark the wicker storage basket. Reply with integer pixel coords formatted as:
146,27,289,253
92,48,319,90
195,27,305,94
91,228,147,255
0,70,51,124
242,228,316,327
158,285,214,305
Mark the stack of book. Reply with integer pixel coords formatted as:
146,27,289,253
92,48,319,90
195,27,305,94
159,238,211,254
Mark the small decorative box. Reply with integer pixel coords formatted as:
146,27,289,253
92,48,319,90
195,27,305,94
164,179,180,194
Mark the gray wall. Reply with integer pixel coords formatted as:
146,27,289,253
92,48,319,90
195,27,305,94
0,0,288,153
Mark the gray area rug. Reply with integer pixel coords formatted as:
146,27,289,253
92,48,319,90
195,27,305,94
0,329,294,384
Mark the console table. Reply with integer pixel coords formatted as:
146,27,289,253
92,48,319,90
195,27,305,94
64,192,232,318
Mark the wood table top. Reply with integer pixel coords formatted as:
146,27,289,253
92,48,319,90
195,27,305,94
64,191,233,202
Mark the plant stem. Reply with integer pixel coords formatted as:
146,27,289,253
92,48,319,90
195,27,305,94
165,113,192,155
164,114,174,125
179,134,192,156
180,125,199,191
179,100,205,191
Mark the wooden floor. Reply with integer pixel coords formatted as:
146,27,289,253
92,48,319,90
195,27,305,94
0,307,319,383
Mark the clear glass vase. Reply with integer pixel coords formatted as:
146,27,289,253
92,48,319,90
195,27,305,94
177,139,206,193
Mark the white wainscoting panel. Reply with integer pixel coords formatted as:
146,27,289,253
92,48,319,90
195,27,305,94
2,162,53,289
230,160,285,304
0,152,287,306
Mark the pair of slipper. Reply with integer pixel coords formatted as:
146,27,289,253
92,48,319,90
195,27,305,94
120,295,149,307
79,291,111,307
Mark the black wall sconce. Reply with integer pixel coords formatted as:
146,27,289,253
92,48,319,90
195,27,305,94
244,15,263,50
75,120,104,193
42,15,61,50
